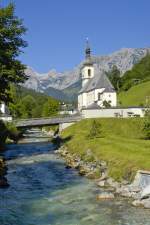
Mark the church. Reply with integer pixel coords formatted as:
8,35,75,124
78,42,117,111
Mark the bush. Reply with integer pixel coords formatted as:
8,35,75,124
103,100,111,108
88,120,103,139
143,111,150,139
5,122,22,143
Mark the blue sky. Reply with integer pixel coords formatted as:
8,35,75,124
3,0,150,73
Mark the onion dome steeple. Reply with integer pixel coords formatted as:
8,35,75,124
82,38,93,68
85,38,91,60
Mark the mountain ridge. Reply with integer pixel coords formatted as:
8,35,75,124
23,47,150,101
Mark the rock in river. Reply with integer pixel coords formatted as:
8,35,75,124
97,192,115,200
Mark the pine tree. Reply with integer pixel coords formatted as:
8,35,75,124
88,120,103,139
107,65,121,91
143,111,150,139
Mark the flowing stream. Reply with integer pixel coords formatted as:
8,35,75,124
0,129,150,225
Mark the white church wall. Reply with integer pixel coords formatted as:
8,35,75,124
78,90,117,110
78,94,82,111
82,66,94,88
78,93,88,109
82,107,145,118
87,90,95,106
82,66,94,79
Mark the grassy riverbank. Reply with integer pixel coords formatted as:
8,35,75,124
62,118,150,181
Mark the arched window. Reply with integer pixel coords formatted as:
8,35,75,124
88,69,91,77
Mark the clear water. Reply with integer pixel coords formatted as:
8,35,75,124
0,131,150,225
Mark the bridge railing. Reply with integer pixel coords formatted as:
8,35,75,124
14,114,83,128
13,113,82,123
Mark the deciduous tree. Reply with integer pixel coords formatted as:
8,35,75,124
107,65,121,91
0,3,27,103
42,99,59,117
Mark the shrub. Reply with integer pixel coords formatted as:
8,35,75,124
103,100,111,108
88,120,103,139
143,114,150,139
6,122,22,143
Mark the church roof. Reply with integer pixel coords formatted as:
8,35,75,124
84,102,101,109
81,57,94,69
79,66,116,94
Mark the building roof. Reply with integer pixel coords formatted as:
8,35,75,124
84,102,101,109
79,66,116,94
81,57,94,69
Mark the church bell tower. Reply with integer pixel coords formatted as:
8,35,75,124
81,39,94,88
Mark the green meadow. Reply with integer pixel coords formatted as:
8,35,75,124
119,81,150,107
62,118,150,181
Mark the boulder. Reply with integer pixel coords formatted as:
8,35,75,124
141,184,150,199
97,171,108,181
116,185,132,197
132,200,143,207
78,166,89,176
97,192,115,200
86,169,100,179
97,180,106,187
142,198,150,209
132,198,150,209
99,161,107,167
0,177,9,188
128,185,141,193
121,180,129,185
106,178,120,189
54,149,62,154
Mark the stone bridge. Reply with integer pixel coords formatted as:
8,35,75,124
14,116,82,131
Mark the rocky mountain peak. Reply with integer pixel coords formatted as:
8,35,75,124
23,47,150,93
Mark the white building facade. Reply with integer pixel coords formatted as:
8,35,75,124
0,102,7,114
78,43,117,111
0,102,12,121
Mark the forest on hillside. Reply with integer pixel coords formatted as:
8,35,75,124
107,53,150,107
120,53,150,91
8,85,59,119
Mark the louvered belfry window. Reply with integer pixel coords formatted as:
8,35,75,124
88,69,91,77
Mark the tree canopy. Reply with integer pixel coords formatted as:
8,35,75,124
8,85,59,119
106,65,121,91
42,98,59,117
0,3,27,103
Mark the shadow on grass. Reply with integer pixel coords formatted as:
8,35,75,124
52,135,73,148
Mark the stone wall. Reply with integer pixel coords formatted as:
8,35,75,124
82,107,146,118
